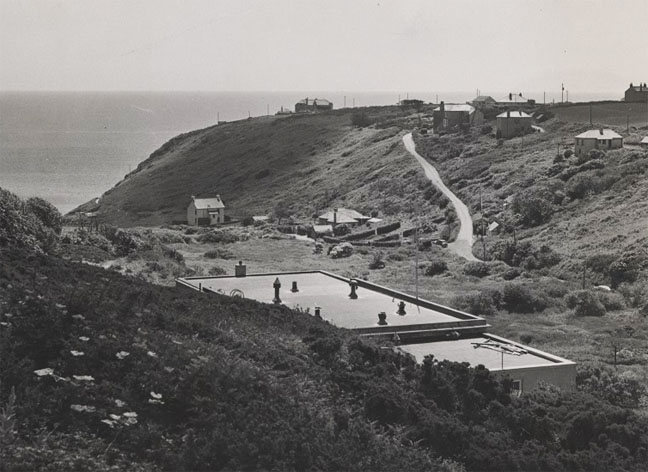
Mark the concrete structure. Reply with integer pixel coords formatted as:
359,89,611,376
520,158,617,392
624,83,648,103
187,195,225,226
641,137,648,149
496,110,533,139
574,129,624,156
317,208,369,227
295,98,333,113
176,269,576,393
433,102,482,130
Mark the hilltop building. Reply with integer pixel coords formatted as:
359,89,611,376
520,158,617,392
497,93,534,106
574,129,624,156
624,83,648,102
177,267,576,394
187,195,225,226
317,208,369,227
472,95,496,107
295,98,333,113
433,102,482,130
496,110,533,138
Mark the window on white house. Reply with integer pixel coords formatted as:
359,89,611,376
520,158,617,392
511,380,523,397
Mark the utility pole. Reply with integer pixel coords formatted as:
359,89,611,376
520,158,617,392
436,94,438,104
353,98,355,108
267,104,269,116
561,83,564,104
566,90,569,103
543,91,546,105
589,103,592,125
344,95,347,108
480,186,486,260
217,112,220,123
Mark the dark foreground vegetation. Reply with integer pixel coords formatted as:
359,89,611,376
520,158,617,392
2,187,648,471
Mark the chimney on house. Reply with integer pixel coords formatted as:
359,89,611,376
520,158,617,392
599,128,604,135
509,93,513,101
440,101,445,112
333,208,338,225
507,110,511,118
377,312,388,326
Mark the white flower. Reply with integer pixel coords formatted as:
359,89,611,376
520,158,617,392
101,419,116,428
163,366,175,373
55,303,66,309
109,414,121,420
125,417,138,425
123,411,137,418
72,314,85,320
146,351,158,358
116,351,130,360
79,336,90,342
148,399,165,405
0,322,11,327
171,339,183,345
70,350,84,357
72,375,95,382
150,391,162,399
34,368,54,377
70,404,95,413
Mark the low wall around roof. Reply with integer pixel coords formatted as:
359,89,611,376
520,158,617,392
495,362,577,393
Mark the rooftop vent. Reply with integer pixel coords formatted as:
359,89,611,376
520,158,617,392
235,261,246,278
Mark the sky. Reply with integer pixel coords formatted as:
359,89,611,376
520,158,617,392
1,0,647,93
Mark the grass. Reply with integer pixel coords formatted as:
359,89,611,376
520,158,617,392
552,101,648,128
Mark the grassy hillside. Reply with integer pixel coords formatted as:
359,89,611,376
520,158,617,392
73,108,441,227
3,187,648,471
553,101,648,128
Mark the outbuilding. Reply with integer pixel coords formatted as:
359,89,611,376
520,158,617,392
574,129,623,156
641,137,648,149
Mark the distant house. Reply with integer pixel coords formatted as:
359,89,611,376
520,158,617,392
574,129,623,156
472,95,496,107
308,224,333,239
317,208,369,227
275,107,293,115
432,102,482,129
187,195,225,226
496,110,533,139
295,98,333,113
624,82,648,102
497,92,534,106
641,137,648,149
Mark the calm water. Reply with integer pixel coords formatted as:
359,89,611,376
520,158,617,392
0,90,616,213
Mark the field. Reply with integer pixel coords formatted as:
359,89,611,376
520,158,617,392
553,101,648,128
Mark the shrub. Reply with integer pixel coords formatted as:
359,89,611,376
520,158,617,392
502,283,548,313
502,267,521,280
490,240,560,270
241,216,255,226
463,262,490,278
480,125,493,135
196,230,240,244
208,265,226,275
425,261,448,276
577,364,644,408
351,111,373,127
204,248,235,259
511,187,554,226
452,291,497,316
368,252,385,270
563,149,573,159
333,224,351,237
565,290,606,317
329,243,353,259
25,197,63,235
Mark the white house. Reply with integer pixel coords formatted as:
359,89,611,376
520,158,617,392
187,195,225,226
641,137,648,149
317,208,370,226
574,129,624,156
496,110,533,138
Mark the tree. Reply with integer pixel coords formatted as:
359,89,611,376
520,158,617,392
25,197,63,235
511,187,554,227
273,202,291,225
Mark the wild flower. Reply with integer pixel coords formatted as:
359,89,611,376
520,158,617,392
172,339,183,345
114,399,126,408
164,367,175,373
123,411,137,418
101,419,116,428
116,351,130,360
70,350,84,356
78,336,90,342
150,392,162,399
148,391,164,404
72,314,85,320
147,351,158,358
0,322,11,327
34,368,54,377
109,414,121,420
72,375,94,382
55,303,66,309
70,404,95,413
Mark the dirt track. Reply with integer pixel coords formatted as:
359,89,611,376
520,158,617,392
402,133,477,261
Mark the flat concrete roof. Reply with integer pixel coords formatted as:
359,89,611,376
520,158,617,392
398,334,574,371
177,271,488,334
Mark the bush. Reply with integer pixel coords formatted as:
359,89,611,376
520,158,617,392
204,248,235,259
208,265,226,275
563,149,573,159
368,252,386,270
511,187,554,226
241,216,255,226
565,290,606,317
351,111,373,127
502,283,548,313
25,197,63,235
502,267,521,280
577,364,644,408
463,262,490,278
452,291,498,316
329,243,353,259
425,261,448,276
333,224,351,237
196,230,240,244
490,240,560,270
480,125,492,135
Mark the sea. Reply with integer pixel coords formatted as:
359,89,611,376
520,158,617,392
0,90,617,214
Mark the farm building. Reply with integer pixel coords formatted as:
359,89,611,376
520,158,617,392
318,208,370,226
177,268,576,394
295,98,333,113
574,129,624,156
187,195,225,226
433,102,482,130
496,110,533,138
624,83,648,102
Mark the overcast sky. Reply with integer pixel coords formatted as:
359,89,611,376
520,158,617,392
1,0,646,93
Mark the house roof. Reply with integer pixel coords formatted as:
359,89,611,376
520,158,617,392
473,95,495,103
497,94,529,103
297,98,332,106
441,104,475,113
575,129,623,140
311,225,333,234
627,85,648,92
641,137,648,144
192,196,224,209
318,208,368,223
496,111,532,118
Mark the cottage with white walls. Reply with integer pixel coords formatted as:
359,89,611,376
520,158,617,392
187,195,225,226
574,129,623,156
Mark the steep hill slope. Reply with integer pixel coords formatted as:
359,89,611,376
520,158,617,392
74,109,438,226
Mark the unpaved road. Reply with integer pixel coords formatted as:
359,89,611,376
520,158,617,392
403,133,477,261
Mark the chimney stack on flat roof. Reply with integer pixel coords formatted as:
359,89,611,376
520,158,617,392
235,261,246,278
272,277,282,304
377,311,388,326
314,306,321,319
291,281,299,293
397,301,407,316
348,279,358,299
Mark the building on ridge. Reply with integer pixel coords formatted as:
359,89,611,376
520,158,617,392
624,82,648,102
295,98,333,113
574,129,623,156
433,102,483,130
496,110,533,139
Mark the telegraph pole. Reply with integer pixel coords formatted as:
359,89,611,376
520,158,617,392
561,83,564,104
543,91,546,105
344,95,346,108
590,103,592,125
267,104,269,116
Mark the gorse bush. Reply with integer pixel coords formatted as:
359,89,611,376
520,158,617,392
490,240,561,270
425,260,448,276
502,283,548,313
565,290,607,317
463,262,490,277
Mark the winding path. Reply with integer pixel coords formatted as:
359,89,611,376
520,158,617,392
402,133,477,261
